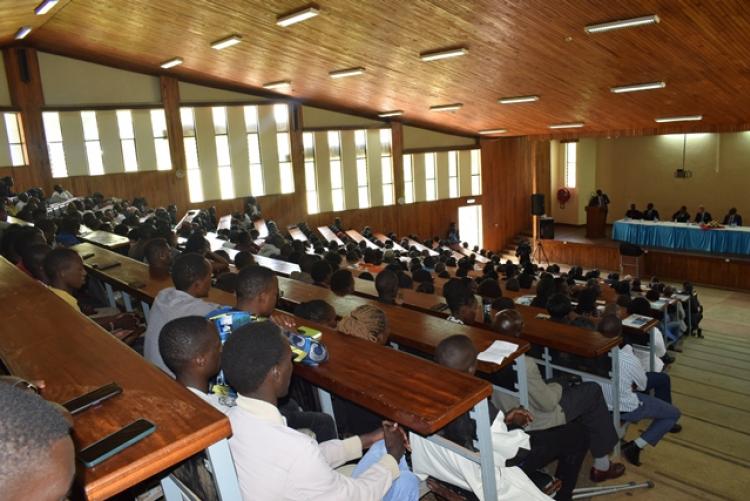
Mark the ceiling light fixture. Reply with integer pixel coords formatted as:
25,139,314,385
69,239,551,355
34,0,59,15
378,110,403,118
419,47,468,62
263,80,292,90
611,81,665,93
277,6,320,27
430,103,463,112
654,115,703,123
549,122,584,129
498,95,540,104
479,128,508,135
585,15,660,34
211,35,242,50
160,57,184,69
15,26,32,40
329,67,365,79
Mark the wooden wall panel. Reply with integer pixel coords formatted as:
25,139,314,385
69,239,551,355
541,240,620,271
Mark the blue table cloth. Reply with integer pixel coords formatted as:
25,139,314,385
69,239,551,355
612,219,750,256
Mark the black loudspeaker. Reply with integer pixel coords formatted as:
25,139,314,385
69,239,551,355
531,193,545,216
540,218,555,239
16,49,30,83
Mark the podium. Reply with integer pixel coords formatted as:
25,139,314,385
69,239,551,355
586,206,607,239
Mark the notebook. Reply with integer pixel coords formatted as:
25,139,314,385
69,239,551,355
477,340,519,365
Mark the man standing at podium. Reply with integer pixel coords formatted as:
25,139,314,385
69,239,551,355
589,189,610,215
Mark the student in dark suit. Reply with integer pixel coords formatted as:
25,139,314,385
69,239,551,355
625,204,643,219
672,206,690,223
694,205,712,224
642,203,660,221
722,207,743,226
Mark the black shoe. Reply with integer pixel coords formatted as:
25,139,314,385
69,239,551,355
697,328,704,338
661,354,676,365
621,441,642,466
670,424,682,433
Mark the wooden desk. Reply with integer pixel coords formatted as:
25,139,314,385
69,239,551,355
79,231,130,250
441,246,465,261
453,244,491,263
254,218,269,239
374,232,406,252
406,238,439,256
345,229,379,249
0,258,239,501
288,225,308,242
253,254,301,277
317,225,344,246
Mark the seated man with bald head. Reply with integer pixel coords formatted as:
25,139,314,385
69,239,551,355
492,309,625,483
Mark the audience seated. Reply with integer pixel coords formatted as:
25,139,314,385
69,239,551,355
294,300,338,328
330,269,355,297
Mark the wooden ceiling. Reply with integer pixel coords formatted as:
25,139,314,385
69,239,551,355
3,0,750,136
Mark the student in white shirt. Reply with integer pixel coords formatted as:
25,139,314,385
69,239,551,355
158,316,232,413
48,185,74,204
144,253,220,377
222,321,420,501
596,315,682,467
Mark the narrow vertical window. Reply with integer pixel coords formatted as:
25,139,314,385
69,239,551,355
564,142,577,189
244,105,265,196
181,107,204,202
328,131,345,211
212,106,235,200
448,150,459,198
303,132,319,214
425,152,437,201
470,148,482,195
150,109,172,171
116,110,138,172
380,128,394,205
403,154,414,204
81,111,104,175
274,104,294,194
355,129,369,208
3,113,27,166
43,112,67,178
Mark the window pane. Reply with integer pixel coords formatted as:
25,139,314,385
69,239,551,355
471,149,481,175
212,107,227,134
279,162,294,193
244,106,258,132
187,168,204,202
448,151,457,177
565,143,577,188
358,186,370,208
273,104,289,131
404,181,414,204
277,132,291,162
379,128,392,154
403,155,413,181
303,132,315,161
48,142,68,178
330,160,342,189
426,182,436,201
332,188,345,211
116,110,135,139
85,141,104,175
180,108,195,135
215,135,231,167
151,109,168,137
43,112,63,142
425,153,435,179
305,161,316,190
328,131,340,159
155,138,172,170
248,133,261,164
10,145,26,166
356,158,368,185
354,130,366,157
4,113,21,144
449,178,458,198
218,165,235,200
184,137,200,170
381,156,393,184
471,176,481,196
122,139,138,172
382,184,394,205
250,163,265,196
307,191,319,215
81,111,99,140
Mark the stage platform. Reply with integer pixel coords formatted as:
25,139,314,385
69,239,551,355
533,224,750,291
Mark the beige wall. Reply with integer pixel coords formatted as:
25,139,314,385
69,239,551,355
302,106,382,129
550,138,597,225
0,52,11,107
596,132,750,223
178,81,272,104
403,125,476,151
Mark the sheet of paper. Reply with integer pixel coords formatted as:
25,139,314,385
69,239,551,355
477,340,518,365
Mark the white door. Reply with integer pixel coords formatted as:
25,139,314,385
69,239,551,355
458,205,483,249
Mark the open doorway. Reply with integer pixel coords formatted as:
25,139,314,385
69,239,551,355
458,204,483,249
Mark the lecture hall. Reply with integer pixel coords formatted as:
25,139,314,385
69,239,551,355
1,1,748,500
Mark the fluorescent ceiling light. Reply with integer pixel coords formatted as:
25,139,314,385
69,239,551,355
329,67,365,79
15,27,32,40
277,6,320,27
549,122,584,129
419,47,468,62
585,15,660,34
498,95,539,104
378,110,403,118
479,128,508,135
263,80,291,90
611,81,665,93
211,35,242,50
34,0,59,15
430,103,463,112
160,57,183,69
654,115,703,123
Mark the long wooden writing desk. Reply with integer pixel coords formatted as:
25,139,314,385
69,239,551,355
287,225,308,242
79,230,131,250
0,258,240,501
346,229,379,249
317,225,344,245
406,238,439,256
374,232,407,252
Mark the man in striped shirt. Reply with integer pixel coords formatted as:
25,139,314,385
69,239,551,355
596,315,682,466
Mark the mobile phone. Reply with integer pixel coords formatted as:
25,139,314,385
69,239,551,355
81,253,95,260
62,382,122,415
93,262,122,271
78,418,156,468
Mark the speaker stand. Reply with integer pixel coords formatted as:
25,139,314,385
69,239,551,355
532,240,550,268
